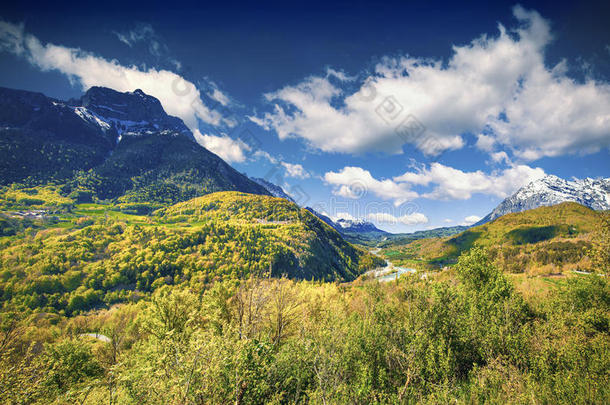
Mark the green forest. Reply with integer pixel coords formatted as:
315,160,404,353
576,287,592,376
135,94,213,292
0,188,382,316
1,248,608,404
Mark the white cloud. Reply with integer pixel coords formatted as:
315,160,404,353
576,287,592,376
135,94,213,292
253,150,278,164
394,162,546,200
253,151,312,180
332,212,356,222
251,6,610,159
490,151,510,164
194,131,250,163
367,212,429,225
325,67,354,82
0,20,233,137
443,218,454,223
281,162,310,179
323,162,545,205
462,215,482,226
476,134,496,152
324,166,417,206
0,21,25,54
207,85,231,107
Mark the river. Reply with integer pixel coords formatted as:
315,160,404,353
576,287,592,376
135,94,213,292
366,248,416,282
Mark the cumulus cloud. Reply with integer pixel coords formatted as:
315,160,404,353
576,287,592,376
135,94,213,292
324,162,545,205
251,6,610,159
490,151,511,164
366,212,429,226
332,212,356,222
194,131,250,163
462,215,483,226
476,134,496,152
281,162,310,179
394,162,546,200
324,166,417,206
0,20,233,136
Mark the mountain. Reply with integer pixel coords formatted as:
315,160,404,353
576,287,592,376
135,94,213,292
250,177,295,202
323,218,389,246
248,178,390,241
378,225,468,247
305,207,342,231
0,86,269,203
0,190,384,314
162,192,383,279
335,218,389,235
69,86,196,143
476,175,610,225
0,87,115,184
380,202,608,274
335,218,387,233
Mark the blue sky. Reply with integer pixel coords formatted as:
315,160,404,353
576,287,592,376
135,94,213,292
1,0,609,232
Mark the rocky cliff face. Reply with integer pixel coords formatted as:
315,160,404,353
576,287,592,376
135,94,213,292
0,86,269,200
69,87,194,142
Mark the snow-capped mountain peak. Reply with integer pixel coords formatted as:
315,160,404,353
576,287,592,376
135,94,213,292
334,218,387,233
476,174,610,225
68,87,194,143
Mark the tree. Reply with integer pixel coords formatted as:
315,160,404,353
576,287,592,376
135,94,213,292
268,278,300,346
35,339,103,403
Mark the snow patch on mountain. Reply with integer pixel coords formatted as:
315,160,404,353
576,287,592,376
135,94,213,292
333,218,389,234
73,107,112,131
68,87,195,143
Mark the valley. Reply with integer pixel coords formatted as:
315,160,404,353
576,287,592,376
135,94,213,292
0,85,607,404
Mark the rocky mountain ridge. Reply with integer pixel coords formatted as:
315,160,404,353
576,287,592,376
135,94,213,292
0,86,269,201
476,174,610,225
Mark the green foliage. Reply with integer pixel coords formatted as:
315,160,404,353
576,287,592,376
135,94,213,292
381,202,605,274
2,248,608,404
36,339,104,397
0,128,110,187
507,225,559,244
588,213,610,274
0,191,382,315
0,180,606,404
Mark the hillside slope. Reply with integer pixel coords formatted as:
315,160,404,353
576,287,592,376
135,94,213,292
381,202,608,275
0,191,382,314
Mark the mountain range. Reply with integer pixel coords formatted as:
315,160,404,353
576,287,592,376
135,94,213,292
1,85,608,239
252,170,610,244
